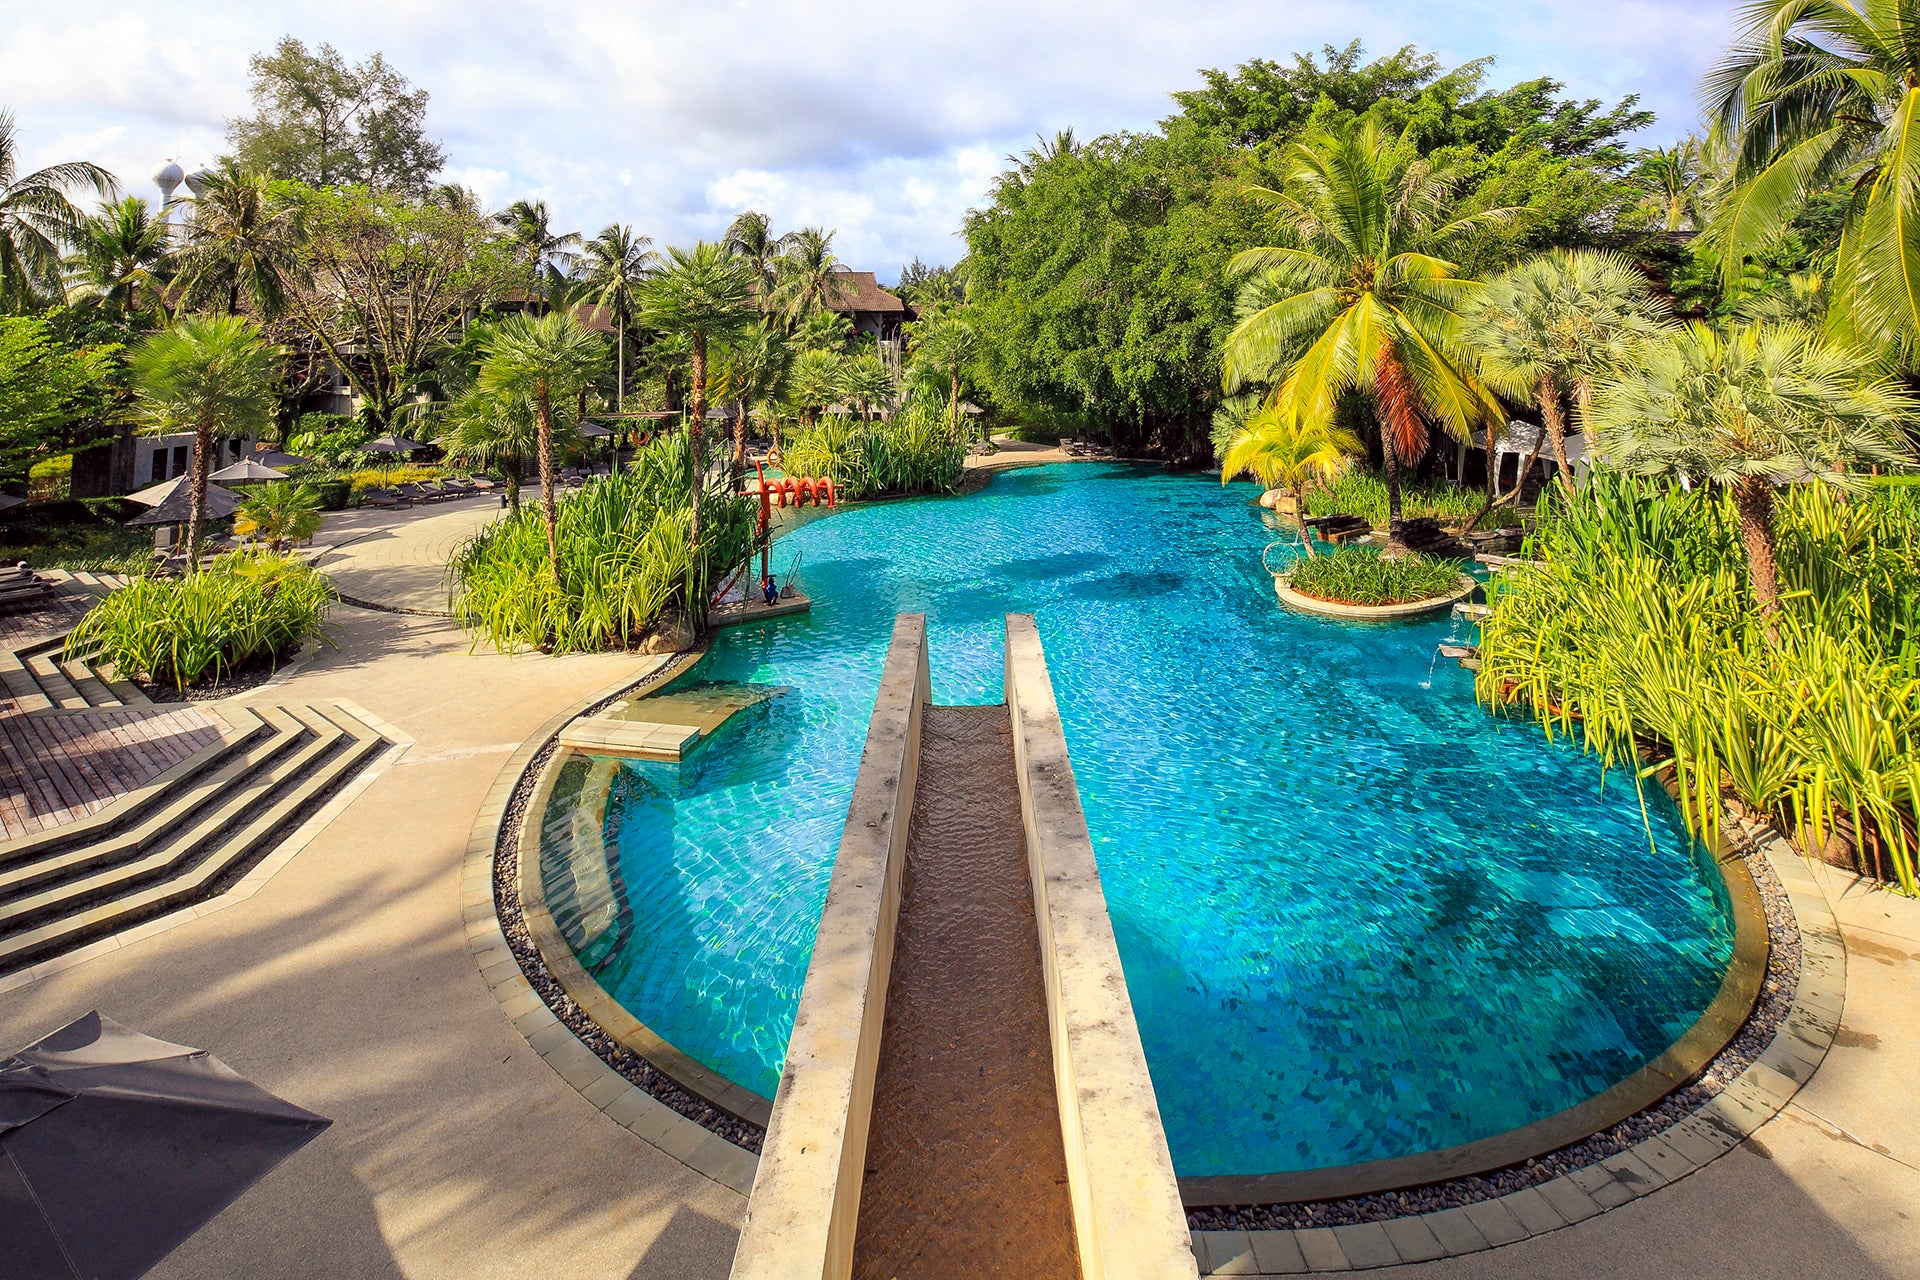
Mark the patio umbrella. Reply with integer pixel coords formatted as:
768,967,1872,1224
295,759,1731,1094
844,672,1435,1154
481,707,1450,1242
0,493,24,510
1,1011,330,1280
578,422,613,438
127,482,240,526
364,433,424,453
209,458,289,484
251,451,311,469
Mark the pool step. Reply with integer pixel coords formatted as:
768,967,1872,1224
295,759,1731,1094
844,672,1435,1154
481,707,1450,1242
558,716,701,761
0,701,390,975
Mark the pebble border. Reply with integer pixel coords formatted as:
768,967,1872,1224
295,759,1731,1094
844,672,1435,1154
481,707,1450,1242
1190,826,1844,1275
461,652,761,1199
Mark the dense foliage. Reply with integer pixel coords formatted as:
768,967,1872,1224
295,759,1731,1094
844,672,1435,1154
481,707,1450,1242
448,435,756,654
65,551,334,689
1478,474,1920,892
1286,546,1464,605
779,406,968,500
1303,470,1519,529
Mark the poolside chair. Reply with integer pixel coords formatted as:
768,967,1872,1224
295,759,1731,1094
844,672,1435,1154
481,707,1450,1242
360,488,405,508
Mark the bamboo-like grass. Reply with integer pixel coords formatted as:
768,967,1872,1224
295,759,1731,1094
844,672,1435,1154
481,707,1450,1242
448,433,756,654
1287,546,1463,605
65,551,334,690
1477,473,1920,893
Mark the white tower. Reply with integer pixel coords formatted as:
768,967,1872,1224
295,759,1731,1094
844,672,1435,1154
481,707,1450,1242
153,159,185,240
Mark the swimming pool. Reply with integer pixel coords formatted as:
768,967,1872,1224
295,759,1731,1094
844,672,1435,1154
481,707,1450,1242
570,463,1734,1178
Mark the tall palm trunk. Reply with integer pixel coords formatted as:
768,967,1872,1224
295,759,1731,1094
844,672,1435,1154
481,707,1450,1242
1542,376,1572,486
534,385,560,587
1373,344,1425,554
1294,499,1319,560
1733,476,1782,641
949,370,959,437
733,403,748,467
615,305,628,412
1380,439,1407,551
504,455,522,512
186,423,213,571
688,333,707,545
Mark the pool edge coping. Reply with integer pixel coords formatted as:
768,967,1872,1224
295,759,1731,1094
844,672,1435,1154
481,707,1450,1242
1191,824,1844,1275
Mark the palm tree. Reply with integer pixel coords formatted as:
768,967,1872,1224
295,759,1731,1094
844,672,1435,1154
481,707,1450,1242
130,316,280,569
723,210,784,309
839,353,895,421
793,309,854,352
235,482,324,551
1223,119,1506,550
0,110,115,311
174,163,302,318
1463,249,1670,505
438,383,561,513
1592,321,1914,633
477,313,606,579
1635,139,1712,232
1219,401,1361,558
638,243,757,540
576,224,655,411
66,196,172,319
495,199,581,313
1705,1,1920,356
714,325,791,464
785,349,845,427
908,309,977,436
772,227,843,322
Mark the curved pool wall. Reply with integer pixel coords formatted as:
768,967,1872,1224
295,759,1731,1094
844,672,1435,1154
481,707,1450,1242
569,463,1737,1179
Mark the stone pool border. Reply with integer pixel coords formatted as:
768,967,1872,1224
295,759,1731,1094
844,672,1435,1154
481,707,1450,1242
1273,574,1479,620
1188,826,1843,1274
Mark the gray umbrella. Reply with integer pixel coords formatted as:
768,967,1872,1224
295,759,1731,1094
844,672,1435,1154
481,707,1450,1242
364,433,424,453
127,483,240,526
0,493,24,511
252,451,311,469
578,422,613,438
209,458,288,483
1,1011,330,1280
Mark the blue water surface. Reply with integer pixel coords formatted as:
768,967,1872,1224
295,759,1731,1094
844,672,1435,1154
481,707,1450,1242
580,463,1733,1177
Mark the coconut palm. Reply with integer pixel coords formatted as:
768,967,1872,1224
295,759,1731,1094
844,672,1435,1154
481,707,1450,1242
234,482,324,551
1705,0,1920,357
477,312,606,578
713,325,791,464
66,196,173,319
723,210,784,308
174,163,302,318
495,199,581,312
1635,139,1713,232
772,227,843,322
785,349,845,426
575,223,655,411
1223,118,1507,550
1592,321,1915,634
637,242,757,539
1463,249,1670,504
1219,402,1361,557
907,309,977,436
130,316,281,570
0,110,116,312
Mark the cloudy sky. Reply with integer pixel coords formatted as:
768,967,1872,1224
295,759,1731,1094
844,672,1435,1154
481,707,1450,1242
7,1,1736,280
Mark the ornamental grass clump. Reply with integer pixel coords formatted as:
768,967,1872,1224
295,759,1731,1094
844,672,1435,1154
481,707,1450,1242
65,552,334,690
449,433,755,654
1303,470,1519,529
780,404,967,500
1477,473,1920,893
1286,546,1463,605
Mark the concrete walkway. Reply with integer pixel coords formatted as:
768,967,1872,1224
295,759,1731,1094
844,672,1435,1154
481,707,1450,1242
0,497,1914,1278
308,496,505,613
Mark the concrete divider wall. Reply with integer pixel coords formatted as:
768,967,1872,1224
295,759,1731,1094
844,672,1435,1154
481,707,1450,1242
1004,613,1201,1280
729,614,929,1280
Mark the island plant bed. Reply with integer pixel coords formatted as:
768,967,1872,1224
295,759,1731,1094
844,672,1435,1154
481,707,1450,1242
1278,547,1476,618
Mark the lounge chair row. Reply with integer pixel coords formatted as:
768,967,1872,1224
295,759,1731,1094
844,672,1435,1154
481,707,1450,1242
360,477,496,508
0,562,55,613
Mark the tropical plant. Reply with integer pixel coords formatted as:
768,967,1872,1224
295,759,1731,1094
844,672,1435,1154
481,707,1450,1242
639,242,758,538
174,162,303,318
1634,138,1713,232
793,309,854,352
234,482,324,550
576,223,655,410
436,383,550,511
1222,118,1507,549
66,551,334,690
838,353,894,420
712,324,791,464
1592,321,1914,630
1287,545,1462,604
784,348,845,425
0,314,120,479
0,110,116,311
1462,248,1670,506
780,403,967,498
1302,468,1520,528
130,316,281,568
1219,401,1360,556
65,196,172,319
495,198,580,309
723,210,784,305
1704,0,1920,358
908,309,978,435
772,226,843,321
475,312,605,577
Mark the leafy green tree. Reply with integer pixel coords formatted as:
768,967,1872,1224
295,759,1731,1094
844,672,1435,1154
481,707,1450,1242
476,313,605,576
1224,119,1505,549
1593,322,1915,632
576,224,655,409
894,258,966,308
1462,249,1669,497
225,37,446,195
1219,401,1360,556
437,382,563,512
0,111,115,312
638,243,757,539
784,348,845,426
130,316,280,568
495,199,580,310
174,163,302,317
792,309,853,352
234,482,324,550
65,196,172,320
907,309,977,434
1705,0,1920,359
772,227,843,322
0,314,119,480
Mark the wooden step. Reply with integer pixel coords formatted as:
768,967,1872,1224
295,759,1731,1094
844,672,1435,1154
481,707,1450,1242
20,646,86,710
0,647,50,713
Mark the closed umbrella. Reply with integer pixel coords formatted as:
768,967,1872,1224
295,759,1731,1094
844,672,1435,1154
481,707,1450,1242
1,1011,330,1280
209,458,289,484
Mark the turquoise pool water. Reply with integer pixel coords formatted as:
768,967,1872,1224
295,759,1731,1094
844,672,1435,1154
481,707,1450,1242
574,463,1734,1177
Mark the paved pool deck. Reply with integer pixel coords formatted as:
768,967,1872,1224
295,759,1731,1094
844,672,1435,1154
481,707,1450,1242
0,494,1913,1277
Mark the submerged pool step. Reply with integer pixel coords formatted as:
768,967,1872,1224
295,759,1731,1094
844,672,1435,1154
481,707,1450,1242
557,716,701,761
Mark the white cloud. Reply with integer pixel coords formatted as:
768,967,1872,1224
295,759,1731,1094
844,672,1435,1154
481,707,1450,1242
4,0,1739,280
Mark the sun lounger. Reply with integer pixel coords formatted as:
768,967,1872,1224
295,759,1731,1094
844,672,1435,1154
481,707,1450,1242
360,488,406,508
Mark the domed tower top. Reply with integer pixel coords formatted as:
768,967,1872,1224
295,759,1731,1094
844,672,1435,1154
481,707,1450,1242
183,167,213,199
153,159,184,200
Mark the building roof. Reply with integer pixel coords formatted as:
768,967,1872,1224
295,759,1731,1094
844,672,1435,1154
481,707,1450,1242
825,271,906,315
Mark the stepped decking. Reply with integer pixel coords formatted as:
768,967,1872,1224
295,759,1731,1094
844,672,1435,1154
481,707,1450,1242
851,703,1080,1279
0,705,223,838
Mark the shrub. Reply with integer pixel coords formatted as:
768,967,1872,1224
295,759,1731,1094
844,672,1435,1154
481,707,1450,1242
1478,472,1920,893
1304,469,1521,529
66,552,335,690
1287,547,1463,605
449,433,756,654
347,464,445,499
781,405,967,499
